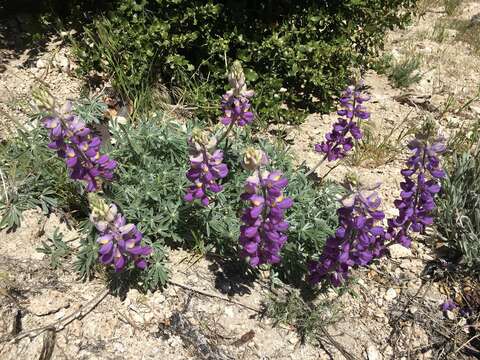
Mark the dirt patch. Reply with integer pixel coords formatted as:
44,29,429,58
0,34,82,140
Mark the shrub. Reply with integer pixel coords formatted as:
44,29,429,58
74,0,417,124
436,150,480,271
106,118,340,285
1,100,340,289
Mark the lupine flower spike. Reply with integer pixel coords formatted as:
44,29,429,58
184,129,228,206
307,81,370,176
217,61,254,144
239,148,293,266
385,135,446,248
308,179,385,287
34,89,117,192
89,194,152,272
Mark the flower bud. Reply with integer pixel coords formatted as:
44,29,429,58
243,147,268,171
228,60,246,96
88,193,110,220
105,204,118,222
189,128,217,153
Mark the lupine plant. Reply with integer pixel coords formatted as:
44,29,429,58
184,61,254,206
33,88,152,273
89,194,151,272
307,81,370,176
217,61,254,144
385,135,446,248
239,148,293,266
26,66,448,293
308,181,385,286
42,100,117,192
309,129,446,287
220,61,255,128
184,129,228,206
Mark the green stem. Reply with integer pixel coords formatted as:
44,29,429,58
216,121,235,146
305,153,328,177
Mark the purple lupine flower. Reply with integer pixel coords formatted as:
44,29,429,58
89,195,151,272
385,137,446,248
441,299,458,312
220,61,254,127
308,183,386,287
314,82,370,162
239,166,293,267
184,129,228,206
43,101,117,192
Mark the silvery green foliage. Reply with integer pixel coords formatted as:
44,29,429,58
0,125,84,231
1,107,340,288
105,118,340,285
436,151,480,271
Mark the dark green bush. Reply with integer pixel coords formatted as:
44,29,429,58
436,150,480,271
74,0,417,125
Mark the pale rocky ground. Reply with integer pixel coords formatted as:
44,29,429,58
1,2,480,360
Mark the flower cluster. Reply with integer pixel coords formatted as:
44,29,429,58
43,101,117,192
89,194,151,272
220,61,254,127
314,82,370,161
386,137,446,248
308,183,386,287
239,149,293,266
184,129,228,206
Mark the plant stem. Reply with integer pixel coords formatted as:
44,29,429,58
216,121,235,146
305,154,328,177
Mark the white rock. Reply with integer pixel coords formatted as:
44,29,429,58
36,58,47,69
366,345,382,360
470,105,480,115
384,288,397,301
388,244,413,259
54,54,70,72
446,310,456,320
114,115,128,125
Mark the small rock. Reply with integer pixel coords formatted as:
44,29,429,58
419,253,434,261
288,334,298,345
446,310,456,320
384,288,397,301
54,54,70,72
366,345,382,360
36,59,47,69
113,115,128,125
470,104,480,116
409,306,418,315
388,244,412,259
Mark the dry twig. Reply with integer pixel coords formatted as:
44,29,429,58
1,288,109,343
167,280,261,313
